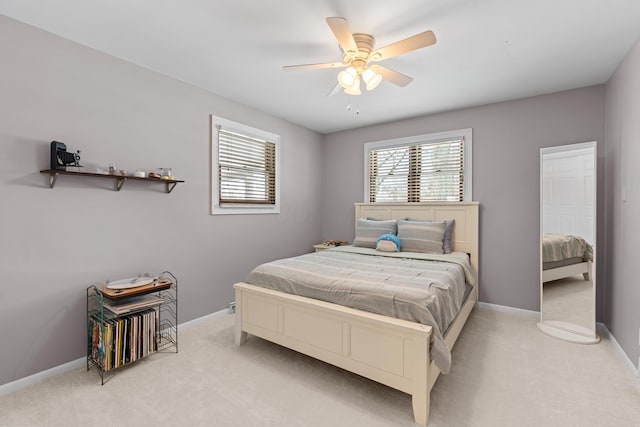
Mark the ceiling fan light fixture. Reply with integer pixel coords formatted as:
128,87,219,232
284,17,437,99
343,77,361,95
362,68,382,91
338,66,357,89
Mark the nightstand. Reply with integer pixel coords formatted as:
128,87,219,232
313,242,349,252
313,243,333,252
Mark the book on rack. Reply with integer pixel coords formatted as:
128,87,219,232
89,308,158,372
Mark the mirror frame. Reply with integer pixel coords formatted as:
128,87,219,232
537,141,599,344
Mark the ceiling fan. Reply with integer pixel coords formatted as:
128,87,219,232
283,17,437,96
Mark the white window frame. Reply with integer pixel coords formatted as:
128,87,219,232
364,128,472,202
211,115,280,215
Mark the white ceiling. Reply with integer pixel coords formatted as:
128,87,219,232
1,0,640,134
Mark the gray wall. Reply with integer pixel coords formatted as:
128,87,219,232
604,39,640,368
322,86,606,313
3,12,631,389
0,16,323,386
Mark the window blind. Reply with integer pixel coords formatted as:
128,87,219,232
369,137,464,203
217,127,276,205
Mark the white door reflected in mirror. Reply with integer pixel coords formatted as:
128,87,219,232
538,141,599,344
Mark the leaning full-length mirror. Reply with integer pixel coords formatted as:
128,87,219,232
538,141,599,344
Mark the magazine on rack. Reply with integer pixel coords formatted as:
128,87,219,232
103,294,164,315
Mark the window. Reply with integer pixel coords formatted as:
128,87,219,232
364,129,472,203
211,116,280,214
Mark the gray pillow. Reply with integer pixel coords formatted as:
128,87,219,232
353,218,397,249
405,218,455,253
398,219,446,254
442,219,455,254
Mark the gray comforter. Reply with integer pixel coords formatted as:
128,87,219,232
542,233,593,263
247,246,477,373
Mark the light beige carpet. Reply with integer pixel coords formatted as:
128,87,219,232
1,305,640,426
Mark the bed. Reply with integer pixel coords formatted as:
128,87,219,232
234,202,479,426
542,233,593,282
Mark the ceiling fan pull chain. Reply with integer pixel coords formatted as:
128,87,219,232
345,96,360,116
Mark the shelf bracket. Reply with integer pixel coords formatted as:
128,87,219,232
165,182,177,194
48,173,59,189
115,177,125,191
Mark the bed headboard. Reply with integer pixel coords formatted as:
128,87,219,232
354,202,480,271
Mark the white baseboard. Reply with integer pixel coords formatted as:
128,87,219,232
4,303,638,394
597,322,639,380
477,301,539,318
479,302,638,382
0,357,86,397
177,307,230,328
0,307,230,396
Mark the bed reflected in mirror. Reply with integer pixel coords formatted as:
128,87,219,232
538,141,599,344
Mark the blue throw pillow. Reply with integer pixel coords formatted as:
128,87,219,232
376,233,401,252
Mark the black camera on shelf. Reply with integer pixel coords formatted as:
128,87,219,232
50,141,81,171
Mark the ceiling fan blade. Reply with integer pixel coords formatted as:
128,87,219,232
326,17,358,54
283,62,346,71
326,82,341,97
371,65,413,87
370,30,436,61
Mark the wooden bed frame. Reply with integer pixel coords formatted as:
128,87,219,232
234,202,479,426
542,260,591,282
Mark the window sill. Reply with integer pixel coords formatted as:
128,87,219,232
211,205,280,215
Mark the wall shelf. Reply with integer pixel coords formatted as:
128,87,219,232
40,169,184,193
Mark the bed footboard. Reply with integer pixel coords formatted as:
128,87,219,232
234,282,434,426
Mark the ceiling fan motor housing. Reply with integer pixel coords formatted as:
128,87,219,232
343,33,376,70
